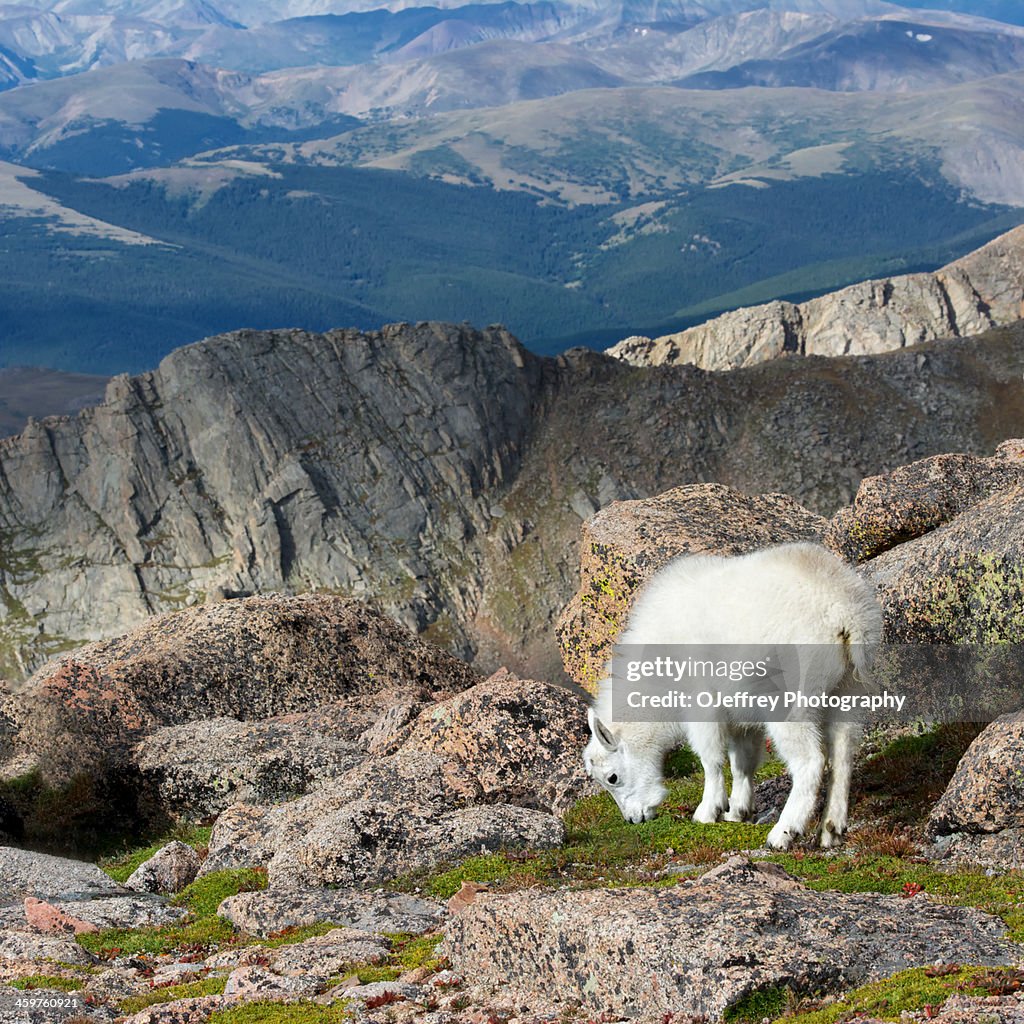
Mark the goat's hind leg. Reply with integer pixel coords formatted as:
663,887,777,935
765,721,825,850
819,719,861,848
687,722,728,824
724,727,764,823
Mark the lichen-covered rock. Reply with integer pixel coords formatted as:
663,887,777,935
825,442,1024,564
222,964,320,1003
556,483,825,690
124,840,200,894
443,857,1013,1019
0,846,120,903
862,484,1024,644
397,668,593,814
133,708,365,818
12,594,478,786
202,673,585,887
217,888,442,940
0,929,96,966
118,994,223,1024
0,846,186,933
928,711,1024,868
268,799,564,889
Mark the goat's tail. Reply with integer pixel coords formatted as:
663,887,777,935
837,597,883,687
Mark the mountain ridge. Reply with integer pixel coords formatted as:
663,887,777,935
606,222,1024,369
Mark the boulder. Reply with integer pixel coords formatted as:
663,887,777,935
0,847,185,933
825,442,1024,564
203,672,586,886
12,594,479,786
928,711,1024,868
124,840,200,894
556,483,826,690
443,857,1013,1019
397,668,593,814
861,491,1024,645
217,888,442,940
268,799,563,889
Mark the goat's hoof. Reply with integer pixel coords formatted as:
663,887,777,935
819,821,846,848
693,804,723,824
723,808,752,823
766,825,794,850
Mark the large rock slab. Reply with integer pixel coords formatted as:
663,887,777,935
929,711,1024,868
268,798,564,889
218,888,443,940
11,594,478,787
556,483,826,690
444,858,1014,1019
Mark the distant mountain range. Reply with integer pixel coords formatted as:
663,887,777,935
2,0,1024,373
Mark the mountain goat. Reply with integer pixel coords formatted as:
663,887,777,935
583,542,883,850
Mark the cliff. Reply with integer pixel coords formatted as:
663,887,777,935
2,318,1024,681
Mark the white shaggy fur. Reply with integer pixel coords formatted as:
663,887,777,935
583,542,883,850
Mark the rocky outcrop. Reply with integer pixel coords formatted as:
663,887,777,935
608,224,1024,370
444,857,1013,1019
929,712,1024,868
10,593,477,787
825,442,1024,565
843,441,1024,644
556,483,826,690
3,318,1024,682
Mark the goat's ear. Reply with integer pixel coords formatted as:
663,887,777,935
587,707,619,751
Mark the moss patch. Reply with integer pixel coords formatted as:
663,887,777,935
77,868,267,958
776,966,1024,1024
119,975,227,1015
9,975,85,992
726,985,792,1023
208,1002,351,1023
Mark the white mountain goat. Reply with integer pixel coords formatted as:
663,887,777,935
583,542,883,849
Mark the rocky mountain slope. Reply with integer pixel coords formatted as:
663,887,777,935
608,222,1024,369
2,440,1024,1022
2,317,1024,683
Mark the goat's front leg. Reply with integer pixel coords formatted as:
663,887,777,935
687,723,728,824
765,722,824,849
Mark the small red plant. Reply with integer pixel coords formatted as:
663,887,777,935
365,991,407,1008
901,882,924,898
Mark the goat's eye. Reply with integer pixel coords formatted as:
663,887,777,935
607,773,619,786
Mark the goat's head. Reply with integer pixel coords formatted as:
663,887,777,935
583,707,667,824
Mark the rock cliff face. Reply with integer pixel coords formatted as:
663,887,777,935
607,224,1024,370
3,319,1024,681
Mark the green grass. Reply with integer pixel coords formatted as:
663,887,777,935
9,975,85,992
119,976,227,1015
726,985,792,1023
778,967,1024,1024
99,824,213,883
208,1003,351,1024
77,868,267,958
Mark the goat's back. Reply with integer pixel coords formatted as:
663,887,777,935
618,542,881,648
